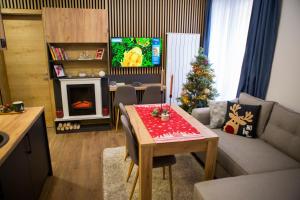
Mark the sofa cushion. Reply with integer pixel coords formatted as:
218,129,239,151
211,129,300,176
263,103,300,162
222,102,261,138
194,169,300,200
208,100,227,128
191,107,210,125
239,93,275,137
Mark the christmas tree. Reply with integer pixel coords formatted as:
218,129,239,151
178,47,218,113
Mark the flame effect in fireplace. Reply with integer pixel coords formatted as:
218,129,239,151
72,101,93,109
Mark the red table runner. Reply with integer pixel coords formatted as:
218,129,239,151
134,104,204,143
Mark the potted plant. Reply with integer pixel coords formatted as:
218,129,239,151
161,109,170,121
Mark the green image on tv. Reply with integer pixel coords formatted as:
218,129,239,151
111,37,161,68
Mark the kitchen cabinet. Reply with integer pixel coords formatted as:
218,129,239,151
0,112,52,200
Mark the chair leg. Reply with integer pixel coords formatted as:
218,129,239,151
129,168,139,200
168,165,174,200
162,166,166,180
127,160,134,182
124,136,129,161
124,147,129,161
115,108,120,131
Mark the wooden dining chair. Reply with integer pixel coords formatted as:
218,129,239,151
113,86,137,131
141,86,162,104
121,115,176,200
119,102,131,161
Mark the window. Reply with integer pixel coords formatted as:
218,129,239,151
208,0,253,100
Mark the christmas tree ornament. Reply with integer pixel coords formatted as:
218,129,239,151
204,88,210,94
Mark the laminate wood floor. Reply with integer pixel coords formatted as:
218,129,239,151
39,128,125,200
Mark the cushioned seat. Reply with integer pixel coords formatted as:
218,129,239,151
153,155,177,168
196,129,300,176
194,169,300,200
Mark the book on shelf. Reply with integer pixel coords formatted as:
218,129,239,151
58,48,64,60
48,44,68,61
61,48,69,60
48,44,57,60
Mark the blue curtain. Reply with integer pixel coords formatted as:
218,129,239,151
203,0,212,56
237,0,281,99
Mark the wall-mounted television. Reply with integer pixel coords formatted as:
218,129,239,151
111,37,161,68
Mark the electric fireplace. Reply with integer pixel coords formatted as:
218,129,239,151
67,84,96,116
60,78,104,120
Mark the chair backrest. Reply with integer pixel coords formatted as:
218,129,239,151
142,86,162,104
119,102,130,121
119,102,132,129
113,86,137,106
121,115,139,165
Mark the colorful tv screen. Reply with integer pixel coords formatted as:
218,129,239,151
111,37,161,68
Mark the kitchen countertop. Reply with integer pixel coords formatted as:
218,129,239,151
0,107,44,166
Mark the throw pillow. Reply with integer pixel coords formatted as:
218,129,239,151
222,102,261,138
208,100,227,128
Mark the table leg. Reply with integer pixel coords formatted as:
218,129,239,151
139,144,153,200
204,139,218,180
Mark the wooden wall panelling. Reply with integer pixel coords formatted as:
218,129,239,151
0,51,10,104
0,0,107,9
2,15,53,127
108,0,207,76
1,0,206,76
43,8,108,43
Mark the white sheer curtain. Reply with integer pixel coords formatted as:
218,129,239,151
209,0,253,100
166,33,200,104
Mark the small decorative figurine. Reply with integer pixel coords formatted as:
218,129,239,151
99,70,105,77
151,107,160,117
161,109,170,121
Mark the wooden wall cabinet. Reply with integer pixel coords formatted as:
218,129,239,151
0,113,52,200
43,8,108,43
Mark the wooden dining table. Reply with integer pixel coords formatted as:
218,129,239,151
125,104,219,200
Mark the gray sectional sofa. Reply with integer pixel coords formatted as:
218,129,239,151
191,93,300,200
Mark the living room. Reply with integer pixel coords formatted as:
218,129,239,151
0,0,299,200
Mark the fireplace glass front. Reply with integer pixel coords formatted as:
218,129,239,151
67,84,96,116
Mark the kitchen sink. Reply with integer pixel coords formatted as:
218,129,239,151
0,132,9,148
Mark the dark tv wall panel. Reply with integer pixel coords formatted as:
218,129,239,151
107,74,161,84
101,77,109,110
53,79,62,110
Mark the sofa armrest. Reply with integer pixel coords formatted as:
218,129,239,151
191,107,210,125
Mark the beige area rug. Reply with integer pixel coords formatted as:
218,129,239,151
103,146,204,200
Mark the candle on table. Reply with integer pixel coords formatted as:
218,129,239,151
161,69,164,91
170,74,173,97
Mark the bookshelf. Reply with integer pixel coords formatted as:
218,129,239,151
43,8,109,79
47,42,109,79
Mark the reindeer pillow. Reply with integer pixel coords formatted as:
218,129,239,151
223,102,261,138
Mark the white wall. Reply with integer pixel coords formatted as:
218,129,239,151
266,0,300,113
